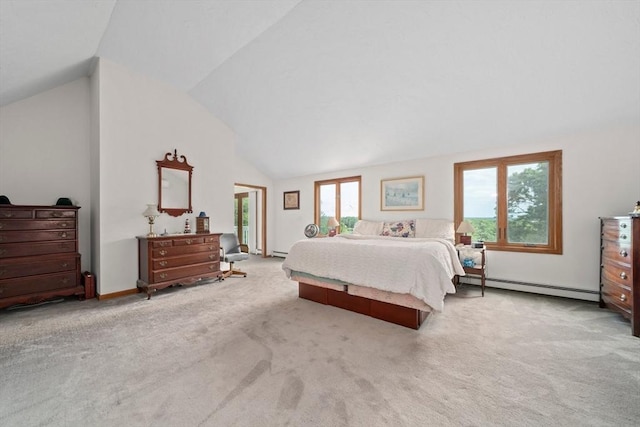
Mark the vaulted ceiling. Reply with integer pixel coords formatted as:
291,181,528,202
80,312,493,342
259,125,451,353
1,1,638,180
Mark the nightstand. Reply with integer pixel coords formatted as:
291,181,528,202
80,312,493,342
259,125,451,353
454,246,486,297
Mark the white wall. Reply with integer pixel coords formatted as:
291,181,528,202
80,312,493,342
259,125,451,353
95,58,236,295
273,124,640,300
0,78,92,271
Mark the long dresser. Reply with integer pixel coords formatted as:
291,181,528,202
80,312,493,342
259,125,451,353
137,233,222,299
599,215,639,337
0,205,85,309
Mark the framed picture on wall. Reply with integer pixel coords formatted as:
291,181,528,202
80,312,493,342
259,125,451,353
380,176,424,211
283,190,300,210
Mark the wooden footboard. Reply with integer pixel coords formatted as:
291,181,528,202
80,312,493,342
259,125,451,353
298,282,429,329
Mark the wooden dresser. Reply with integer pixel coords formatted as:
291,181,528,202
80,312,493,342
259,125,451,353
599,215,639,337
137,233,222,299
0,205,84,309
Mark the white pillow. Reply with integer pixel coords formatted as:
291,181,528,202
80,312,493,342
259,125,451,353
414,218,455,242
352,220,384,236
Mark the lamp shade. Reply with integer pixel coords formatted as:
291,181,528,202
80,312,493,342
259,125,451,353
327,217,339,228
142,204,160,218
456,220,475,235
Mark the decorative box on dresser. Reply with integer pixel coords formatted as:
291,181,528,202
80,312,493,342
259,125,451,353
599,215,639,337
137,233,222,299
0,205,85,310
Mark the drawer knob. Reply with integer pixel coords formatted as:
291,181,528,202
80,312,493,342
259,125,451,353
186,239,192,245
61,263,68,268
209,265,215,270
209,254,215,260
620,294,627,302
620,272,627,280
620,234,627,240
2,213,13,218
51,212,63,218
620,250,628,257
159,261,168,267
620,223,627,229
60,278,69,284
60,232,67,238
0,222,4,229
159,250,167,256
159,273,168,279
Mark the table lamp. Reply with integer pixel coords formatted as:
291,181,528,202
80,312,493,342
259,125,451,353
143,204,161,237
456,220,474,245
327,217,339,237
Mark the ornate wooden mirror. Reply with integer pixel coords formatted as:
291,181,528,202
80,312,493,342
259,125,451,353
157,149,193,217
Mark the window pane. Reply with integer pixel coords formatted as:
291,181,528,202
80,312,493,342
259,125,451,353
507,162,549,244
463,168,497,242
319,184,336,234
242,197,249,227
340,181,359,234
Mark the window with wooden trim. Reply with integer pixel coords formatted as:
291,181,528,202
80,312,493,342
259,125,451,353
454,150,562,254
314,176,361,235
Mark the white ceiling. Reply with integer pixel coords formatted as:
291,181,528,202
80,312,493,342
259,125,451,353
1,0,638,180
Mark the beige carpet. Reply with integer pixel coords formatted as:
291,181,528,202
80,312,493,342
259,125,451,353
1,256,638,427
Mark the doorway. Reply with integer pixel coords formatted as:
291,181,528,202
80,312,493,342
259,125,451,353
234,183,267,257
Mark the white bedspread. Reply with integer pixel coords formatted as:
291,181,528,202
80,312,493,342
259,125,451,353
282,235,464,311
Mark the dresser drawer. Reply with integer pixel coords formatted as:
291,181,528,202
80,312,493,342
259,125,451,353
602,219,633,243
152,240,174,248
0,230,75,243
0,254,78,279
0,271,78,298
35,209,77,219
152,243,218,258
0,241,77,258
0,219,76,231
0,209,33,219
152,262,220,283
601,260,633,287
173,237,205,246
601,280,632,314
601,240,632,266
150,236,207,248
152,251,218,270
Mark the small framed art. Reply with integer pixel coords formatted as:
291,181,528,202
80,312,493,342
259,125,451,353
283,190,300,210
381,176,424,211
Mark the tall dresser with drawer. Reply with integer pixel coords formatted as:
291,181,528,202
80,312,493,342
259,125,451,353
0,205,84,309
599,215,639,337
137,233,222,299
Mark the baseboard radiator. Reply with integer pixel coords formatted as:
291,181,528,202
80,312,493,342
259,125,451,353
459,276,599,298
272,251,288,258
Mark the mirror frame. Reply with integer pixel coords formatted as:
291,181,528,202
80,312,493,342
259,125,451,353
157,149,193,217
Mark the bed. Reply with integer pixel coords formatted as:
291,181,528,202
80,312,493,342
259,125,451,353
282,219,465,329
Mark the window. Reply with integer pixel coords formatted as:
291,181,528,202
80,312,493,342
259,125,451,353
454,150,562,254
314,176,361,235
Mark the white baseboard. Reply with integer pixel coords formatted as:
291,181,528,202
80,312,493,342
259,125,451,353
458,276,599,302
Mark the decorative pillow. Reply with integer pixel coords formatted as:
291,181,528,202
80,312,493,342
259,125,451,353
381,220,415,238
414,218,455,242
353,220,384,236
